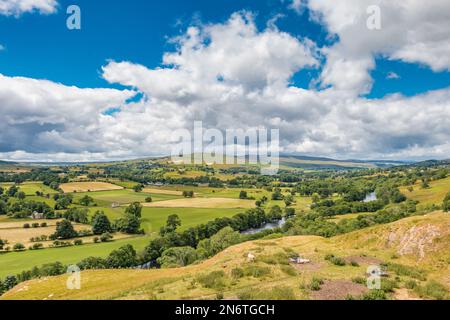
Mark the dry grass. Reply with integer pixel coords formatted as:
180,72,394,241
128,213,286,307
142,197,254,209
400,176,450,206
0,222,90,247
3,212,449,300
60,182,123,193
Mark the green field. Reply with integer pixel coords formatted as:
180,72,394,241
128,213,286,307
140,207,243,233
72,189,181,206
0,182,56,196
0,236,151,278
400,176,450,207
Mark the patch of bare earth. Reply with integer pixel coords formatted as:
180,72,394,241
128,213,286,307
394,288,422,301
311,280,368,300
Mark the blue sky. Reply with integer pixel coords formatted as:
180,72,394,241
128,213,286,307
1,0,448,97
0,0,449,161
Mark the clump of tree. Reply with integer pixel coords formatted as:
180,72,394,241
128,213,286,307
79,195,94,207
63,208,89,224
160,214,181,236
182,190,194,198
91,211,113,235
53,194,73,210
115,202,142,234
52,219,78,240
271,188,284,200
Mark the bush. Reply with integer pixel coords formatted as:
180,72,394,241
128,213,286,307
30,243,44,250
197,271,226,289
39,262,65,276
78,257,107,270
93,237,100,243
352,277,366,285
74,239,83,246
362,290,387,300
100,232,114,242
243,265,271,278
106,244,138,268
325,254,346,266
40,222,47,228
231,267,244,279
414,280,448,300
13,243,26,251
23,223,30,229
309,277,324,291
386,263,427,281
381,279,399,293
31,223,40,228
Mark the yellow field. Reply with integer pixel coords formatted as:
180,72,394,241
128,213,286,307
142,197,254,209
60,182,124,193
4,211,448,300
400,176,450,206
0,221,91,247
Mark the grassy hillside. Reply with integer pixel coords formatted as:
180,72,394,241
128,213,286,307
4,211,449,300
400,176,450,208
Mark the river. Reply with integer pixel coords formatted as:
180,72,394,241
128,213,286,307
241,218,287,235
363,192,377,202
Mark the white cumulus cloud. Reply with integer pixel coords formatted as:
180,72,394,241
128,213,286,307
0,0,58,16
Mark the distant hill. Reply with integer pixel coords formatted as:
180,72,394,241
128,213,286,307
278,155,410,170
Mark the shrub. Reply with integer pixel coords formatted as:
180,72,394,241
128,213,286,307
386,263,427,281
231,267,244,279
106,244,138,268
31,223,40,228
414,280,449,300
74,239,83,246
13,243,26,251
39,262,65,276
78,257,107,270
40,222,47,228
243,265,271,278
325,254,346,266
30,243,44,250
362,290,387,300
93,237,100,243
23,223,30,229
197,271,226,289
100,232,113,242
352,277,366,285
309,277,324,291
216,292,224,300
381,279,399,293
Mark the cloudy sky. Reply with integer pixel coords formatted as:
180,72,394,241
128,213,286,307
0,0,449,162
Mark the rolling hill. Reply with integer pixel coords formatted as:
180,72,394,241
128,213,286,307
3,211,448,300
